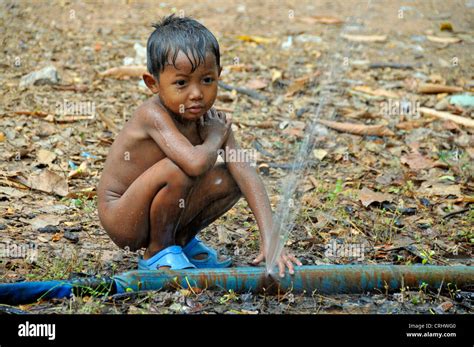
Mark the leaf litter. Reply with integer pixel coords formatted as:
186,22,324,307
0,1,472,314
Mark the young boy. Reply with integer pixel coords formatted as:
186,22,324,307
97,15,301,277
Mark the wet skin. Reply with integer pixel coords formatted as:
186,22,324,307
97,51,301,275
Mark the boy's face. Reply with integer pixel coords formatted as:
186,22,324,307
144,50,221,123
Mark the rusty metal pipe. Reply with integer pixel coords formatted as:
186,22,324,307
1,265,472,305
114,265,474,294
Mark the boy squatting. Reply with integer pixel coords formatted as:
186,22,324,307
97,15,301,277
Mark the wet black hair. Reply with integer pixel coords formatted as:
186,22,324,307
147,14,221,80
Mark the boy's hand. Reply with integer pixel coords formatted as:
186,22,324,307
199,108,232,143
252,247,302,278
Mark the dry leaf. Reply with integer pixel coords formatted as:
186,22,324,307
466,148,474,160
36,149,57,165
99,65,147,79
359,187,393,207
225,64,250,72
317,119,394,136
400,152,436,171
217,225,232,245
68,161,89,178
27,169,68,196
25,214,62,230
52,233,63,242
341,34,387,42
271,69,283,82
417,83,463,94
396,119,431,130
0,186,27,198
419,183,461,196
420,107,474,128
299,15,343,25
285,71,320,97
237,35,276,44
313,149,328,160
426,35,461,44
245,78,268,90
353,86,399,99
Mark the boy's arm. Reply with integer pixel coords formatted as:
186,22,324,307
144,110,224,177
223,129,301,276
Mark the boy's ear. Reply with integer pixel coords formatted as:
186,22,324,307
143,73,160,94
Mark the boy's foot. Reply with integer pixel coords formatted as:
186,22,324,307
138,245,196,270
183,236,232,268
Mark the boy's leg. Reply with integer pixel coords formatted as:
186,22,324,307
174,162,242,248
98,158,195,260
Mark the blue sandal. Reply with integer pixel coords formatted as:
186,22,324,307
183,236,232,268
138,245,196,270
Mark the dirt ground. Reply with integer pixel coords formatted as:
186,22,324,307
0,0,473,314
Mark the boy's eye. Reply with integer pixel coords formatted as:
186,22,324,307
175,80,187,87
203,77,214,84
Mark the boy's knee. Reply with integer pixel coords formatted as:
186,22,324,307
214,164,240,193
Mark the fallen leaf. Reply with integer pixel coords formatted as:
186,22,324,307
419,182,461,196
27,170,68,196
68,161,89,178
359,187,393,207
271,69,283,82
217,225,232,245
282,121,306,138
285,71,320,97
299,15,343,25
395,119,431,130
52,233,63,242
353,86,399,99
426,35,461,44
400,152,436,171
99,65,147,79
417,83,463,94
317,119,394,136
25,214,62,230
245,78,268,90
36,149,57,165
440,22,453,32
237,35,276,44
0,186,28,198
313,149,328,161
341,34,387,42
420,107,474,128
466,148,474,160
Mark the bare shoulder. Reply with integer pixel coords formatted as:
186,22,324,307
134,96,170,130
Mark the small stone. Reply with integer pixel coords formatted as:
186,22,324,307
394,218,404,228
419,197,431,207
64,230,79,243
63,225,82,233
37,225,59,233
434,98,449,111
19,65,59,88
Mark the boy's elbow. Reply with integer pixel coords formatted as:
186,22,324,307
182,155,208,177
184,162,205,177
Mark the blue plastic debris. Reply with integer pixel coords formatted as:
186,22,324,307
450,94,474,108
80,151,98,159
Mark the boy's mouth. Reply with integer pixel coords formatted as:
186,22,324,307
186,105,204,114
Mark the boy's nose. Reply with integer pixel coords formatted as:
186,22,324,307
189,85,203,100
